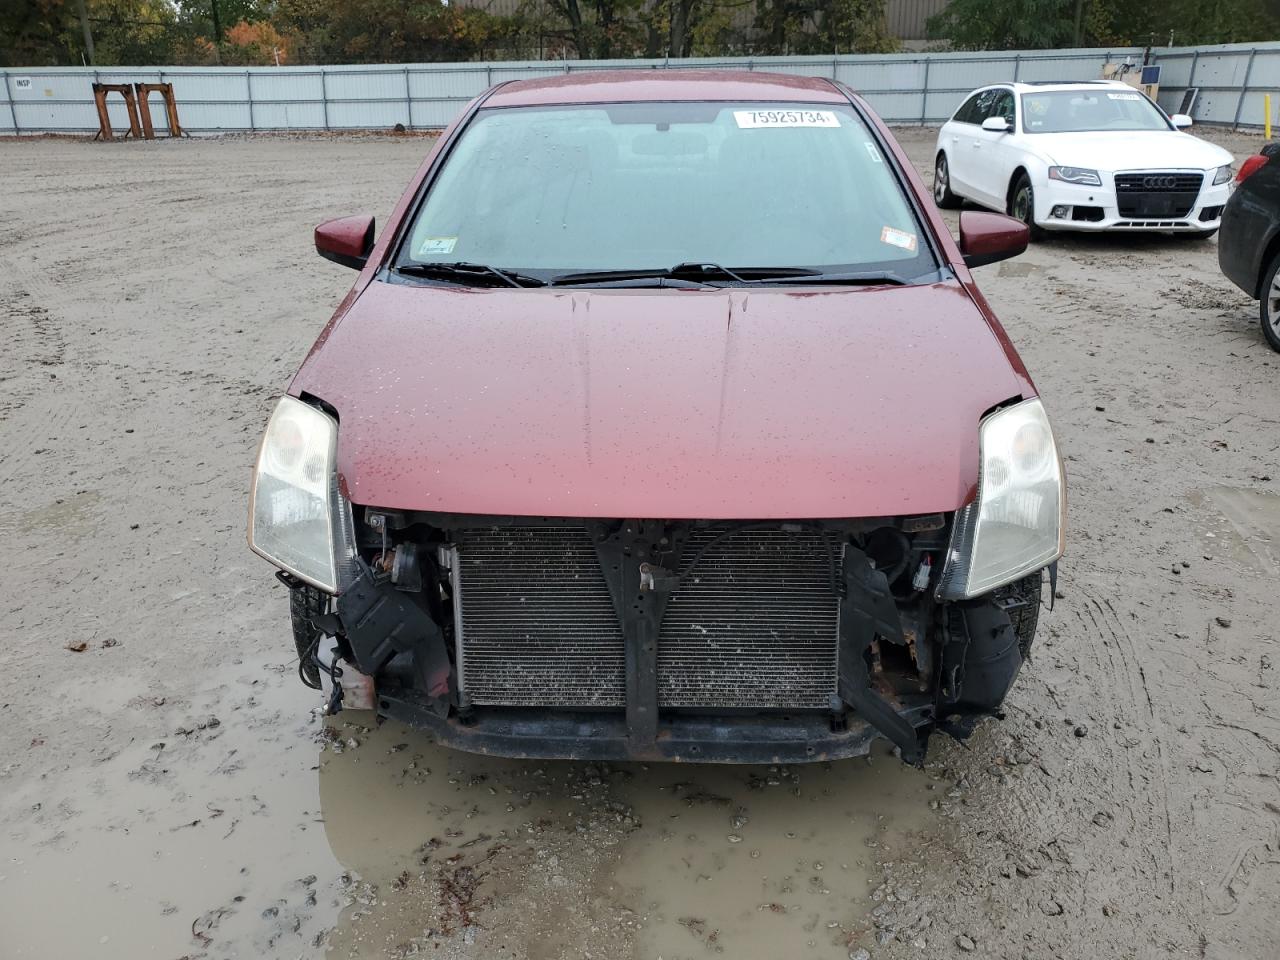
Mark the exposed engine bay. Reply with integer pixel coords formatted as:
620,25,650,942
285,509,1044,765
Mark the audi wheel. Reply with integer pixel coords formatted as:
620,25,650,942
1008,172,1045,241
934,153,962,209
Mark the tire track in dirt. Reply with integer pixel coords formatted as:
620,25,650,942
1089,590,1178,893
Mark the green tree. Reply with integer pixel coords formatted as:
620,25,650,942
536,0,646,58
273,0,524,63
926,0,1075,50
1,0,77,66
754,0,897,55
928,0,1280,48
0,0,183,66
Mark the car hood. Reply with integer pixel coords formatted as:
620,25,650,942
1031,129,1233,172
291,280,1028,519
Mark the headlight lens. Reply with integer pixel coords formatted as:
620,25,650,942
1212,163,1233,185
1048,166,1102,186
938,398,1065,599
248,395,352,593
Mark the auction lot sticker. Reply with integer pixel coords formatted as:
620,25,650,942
734,109,840,128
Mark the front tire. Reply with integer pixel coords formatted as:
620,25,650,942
1008,172,1045,240
1261,253,1280,353
291,586,327,688
996,571,1043,661
934,153,962,209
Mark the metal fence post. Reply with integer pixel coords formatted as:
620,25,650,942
1188,50,1200,88
1,72,18,135
1231,48,1257,129
1013,53,1021,82
404,67,412,129
320,69,329,130
920,57,930,124
246,70,254,131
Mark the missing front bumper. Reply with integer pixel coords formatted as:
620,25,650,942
313,514,1040,766
375,687,935,764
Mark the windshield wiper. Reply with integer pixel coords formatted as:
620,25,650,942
395,261,546,288
766,270,914,287
549,263,822,287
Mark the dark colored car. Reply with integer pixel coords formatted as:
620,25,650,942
248,71,1065,765
1219,142,1280,351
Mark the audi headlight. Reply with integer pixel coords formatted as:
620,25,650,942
248,395,354,593
938,399,1065,600
1212,164,1233,185
1048,166,1102,186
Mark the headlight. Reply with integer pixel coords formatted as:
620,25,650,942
1048,166,1102,186
1212,164,1233,185
938,398,1065,599
248,395,354,593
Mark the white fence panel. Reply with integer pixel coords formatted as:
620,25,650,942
2,42,1278,135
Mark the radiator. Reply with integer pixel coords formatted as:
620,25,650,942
453,525,840,710
454,526,626,707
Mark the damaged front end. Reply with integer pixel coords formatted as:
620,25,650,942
250,395,1063,765
282,512,1045,765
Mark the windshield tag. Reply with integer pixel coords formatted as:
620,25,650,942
1106,92,1141,101
880,226,917,252
418,236,458,256
864,142,883,163
733,110,840,129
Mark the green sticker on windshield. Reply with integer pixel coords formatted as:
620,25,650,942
419,236,457,256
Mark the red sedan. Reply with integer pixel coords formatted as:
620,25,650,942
248,71,1064,764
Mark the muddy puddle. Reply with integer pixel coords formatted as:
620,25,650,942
1,654,935,959
320,720,934,960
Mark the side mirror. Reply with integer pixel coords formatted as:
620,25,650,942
315,214,375,270
1170,113,1193,130
981,116,1010,133
959,210,1029,269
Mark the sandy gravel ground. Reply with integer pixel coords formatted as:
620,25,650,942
1,125,1277,960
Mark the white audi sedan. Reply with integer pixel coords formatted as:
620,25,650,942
933,80,1234,238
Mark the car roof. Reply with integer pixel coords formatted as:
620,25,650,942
485,70,848,108
968,79,1136,94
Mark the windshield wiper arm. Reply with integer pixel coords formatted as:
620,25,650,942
766,270,913,287
549,263,821,287
395,261,546,288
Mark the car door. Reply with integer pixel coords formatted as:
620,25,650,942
969,88,1019,208
946,88,1002,205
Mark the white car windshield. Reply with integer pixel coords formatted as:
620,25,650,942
1020,89,1170,134
400,101,936,280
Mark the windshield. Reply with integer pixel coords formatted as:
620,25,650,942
1020,89,1171,134
398,101,936,282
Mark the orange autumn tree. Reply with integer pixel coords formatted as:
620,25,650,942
219,19,290,64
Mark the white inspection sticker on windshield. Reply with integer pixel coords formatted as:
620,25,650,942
1107,92,1141,100
880,226,917,252
418,236,457,256
734,109,840,128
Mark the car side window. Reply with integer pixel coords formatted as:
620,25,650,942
953,92,985,124
972,89,1001,122
991,91,1015,126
